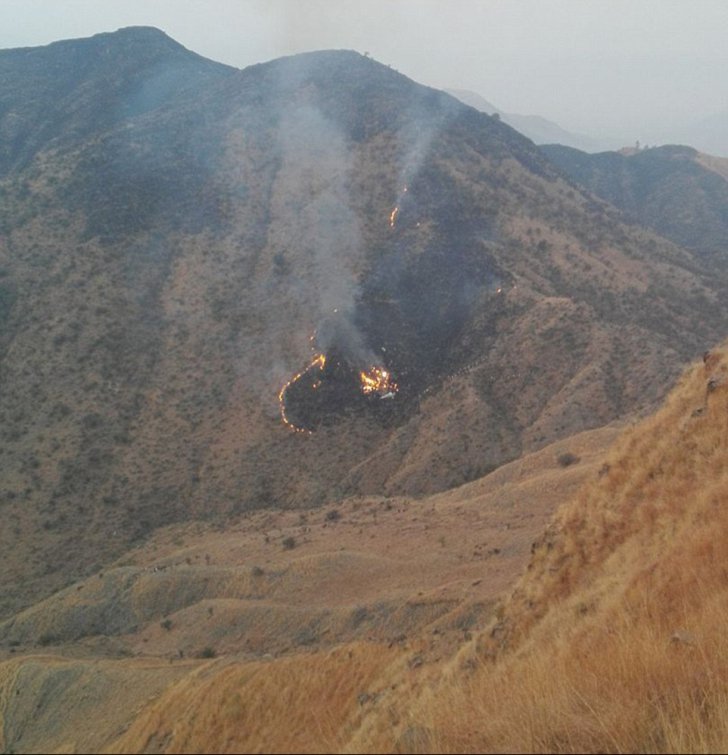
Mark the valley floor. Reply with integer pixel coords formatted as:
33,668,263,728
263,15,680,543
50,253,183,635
0,426,618,753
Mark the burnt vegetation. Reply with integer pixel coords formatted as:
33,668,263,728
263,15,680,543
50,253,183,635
2,28,728,617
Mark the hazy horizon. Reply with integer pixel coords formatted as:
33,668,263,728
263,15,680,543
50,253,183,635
2,0,727,153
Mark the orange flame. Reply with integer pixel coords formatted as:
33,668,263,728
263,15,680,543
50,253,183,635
359,365,398,397
278,353,326,434
279,328,399,433
389,184,408,229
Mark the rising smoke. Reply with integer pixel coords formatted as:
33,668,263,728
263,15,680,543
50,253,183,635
273,99,378,368
267,54,482,428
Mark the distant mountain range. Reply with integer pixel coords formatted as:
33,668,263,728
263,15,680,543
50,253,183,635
446,88,624,152
448,88,728,160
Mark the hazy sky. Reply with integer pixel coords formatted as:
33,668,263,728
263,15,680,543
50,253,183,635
1,0,727,144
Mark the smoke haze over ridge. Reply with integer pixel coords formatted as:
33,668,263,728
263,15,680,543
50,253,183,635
2,1,728,154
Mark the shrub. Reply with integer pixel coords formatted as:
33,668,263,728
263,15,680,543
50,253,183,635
282,536,296,550
557,452,580,467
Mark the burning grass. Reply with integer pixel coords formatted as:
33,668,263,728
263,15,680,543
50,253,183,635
278,353,327,434
358,365,398,397
278,347,398,434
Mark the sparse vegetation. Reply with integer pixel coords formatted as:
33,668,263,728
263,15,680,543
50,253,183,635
4,25,728,755
556,451,580,467
103,348,728,754
3,26,728,631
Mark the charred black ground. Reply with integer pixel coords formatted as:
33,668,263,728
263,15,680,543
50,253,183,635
281,346,401,433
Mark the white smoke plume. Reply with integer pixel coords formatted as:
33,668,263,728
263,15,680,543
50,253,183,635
272,100,378,367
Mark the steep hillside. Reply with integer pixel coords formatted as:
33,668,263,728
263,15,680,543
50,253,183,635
416,340,728,753
542,143,728,269
2,344,726,753
1,28,727,616
0,26,235,176
0,426,618,754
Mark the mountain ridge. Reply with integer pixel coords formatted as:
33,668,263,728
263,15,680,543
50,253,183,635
446,87,622,152
2,28,728,754
0,25,236,176
542,142,728,269
1,28,727,619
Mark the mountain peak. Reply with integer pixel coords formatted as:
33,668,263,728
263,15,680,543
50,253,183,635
74,25,200,57
0,27,236,175
2,24,177,55
104,25,171,38
241,47,419,89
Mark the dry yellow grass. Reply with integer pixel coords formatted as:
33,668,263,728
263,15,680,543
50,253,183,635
105,643,404,754
0,656,192,754
0,424,617,753
4,342,727,753
413,341,728,753
95,339,728,754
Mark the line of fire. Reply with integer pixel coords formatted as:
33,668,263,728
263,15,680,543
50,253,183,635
275,168,510,435
278,186,407,434
277,344,399,435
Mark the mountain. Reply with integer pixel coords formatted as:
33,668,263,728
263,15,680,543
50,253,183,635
1,27,728,620
0,26,236,176
542,143,728,268
447,87,620,152
1,344,726,753
0,423,620,753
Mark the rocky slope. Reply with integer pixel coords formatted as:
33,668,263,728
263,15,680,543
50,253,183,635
1,28,727,615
